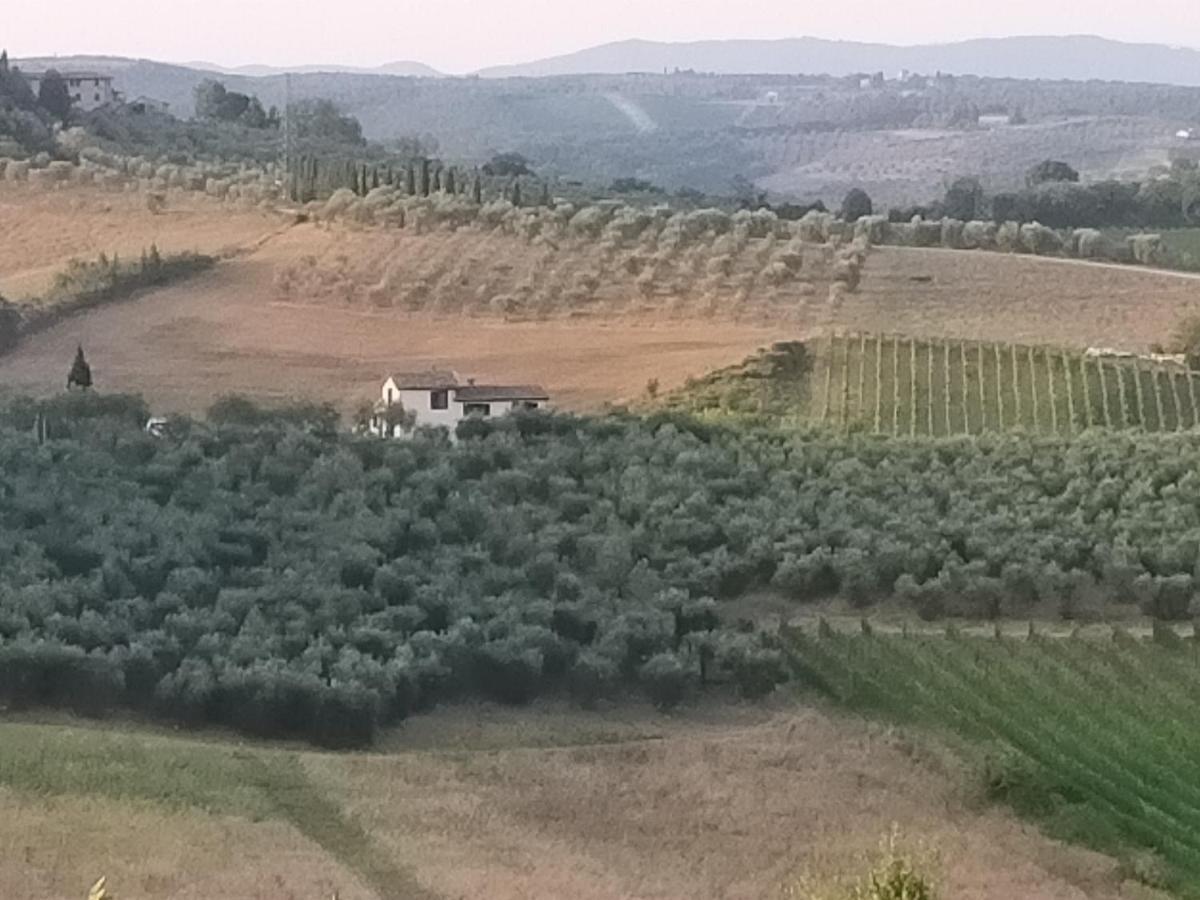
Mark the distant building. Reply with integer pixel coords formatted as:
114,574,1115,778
1177,128,1197,141
370,370,549,436
129,96,170,115
25,71,117,111
979,114,1012,128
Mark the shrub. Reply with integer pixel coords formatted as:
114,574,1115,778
1128,233,1167,266
1019,222,1063,255
475,639,544,704
568,649,620,709
939,218,965,250
718,634,787,699
0,294,21,353
840,189,873,222
960,220,997,250
1171,315,1200,370
640,651,687,710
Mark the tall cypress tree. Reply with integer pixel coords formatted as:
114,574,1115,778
510,179,522,208
472,173,482,205
67,346,93,391
444,168,456,195
405,164,416,196
419,159,431,197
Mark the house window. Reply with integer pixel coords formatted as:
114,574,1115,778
430,390,449,410
94,93,101,102
73,94,81,102
463,402,491,417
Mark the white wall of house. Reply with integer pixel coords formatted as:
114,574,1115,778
66,76,114,111
28,74,116,111
375,376,546,436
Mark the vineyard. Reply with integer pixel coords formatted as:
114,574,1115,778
790,627,1200,894
668,334,1200,435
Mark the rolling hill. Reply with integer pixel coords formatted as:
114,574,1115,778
477,35,1200,85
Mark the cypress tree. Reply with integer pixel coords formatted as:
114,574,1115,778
372,167,380,190
419,159,431,197
472,173,482,205
405,164,416,196
444,168,456,195
67,346,93,391
510,179,522,208
540,180,551,208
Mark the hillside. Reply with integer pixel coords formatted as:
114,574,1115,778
0,706,1141,900
477,35,1200,85
13,54,1200,202
665,336,1200,435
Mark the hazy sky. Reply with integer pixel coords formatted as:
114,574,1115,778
8,0,1200,73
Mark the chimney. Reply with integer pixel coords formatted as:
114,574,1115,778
467,377,476,386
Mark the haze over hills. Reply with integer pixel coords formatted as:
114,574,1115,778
17,34,1200,87
477,35,1200,86
185,61,443,78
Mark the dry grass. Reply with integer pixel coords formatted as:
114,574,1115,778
3,184,1199,419
843,246,1200,351
0,788,374,900
0,182,281,299
0,702,1169,900
304,703,1153,900
0,224,795,415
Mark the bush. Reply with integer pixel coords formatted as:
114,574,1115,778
718,634,787,699
640,652,687,711
475,640,544,704
1129,233,1167,266
568,649,619,709
840,189,873,222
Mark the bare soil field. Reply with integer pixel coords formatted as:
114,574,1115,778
0,182,282,299
0,704,1162,900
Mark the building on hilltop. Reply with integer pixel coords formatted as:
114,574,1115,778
24,71,117,111
370,370,549,436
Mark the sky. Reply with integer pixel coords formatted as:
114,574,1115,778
7,0,1200,74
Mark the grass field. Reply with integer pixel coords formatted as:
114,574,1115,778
667,334,1200,435
0,182,280,300
790,627,1200,895
0,704,1152,900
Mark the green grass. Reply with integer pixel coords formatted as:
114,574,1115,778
789,627,1200,894
665,336,1200,436
0,719,423,898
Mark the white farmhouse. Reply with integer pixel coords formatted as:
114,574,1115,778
25,71,117,111
371,370,549,436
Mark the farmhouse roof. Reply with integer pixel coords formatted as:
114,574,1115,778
455,384,548,402
387,370,460,389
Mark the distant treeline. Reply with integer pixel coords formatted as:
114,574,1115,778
895,159,1200,230
288,152,550,207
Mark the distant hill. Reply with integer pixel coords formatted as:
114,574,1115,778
13,56,442,117
186,61,442,78
476,35,1200,86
